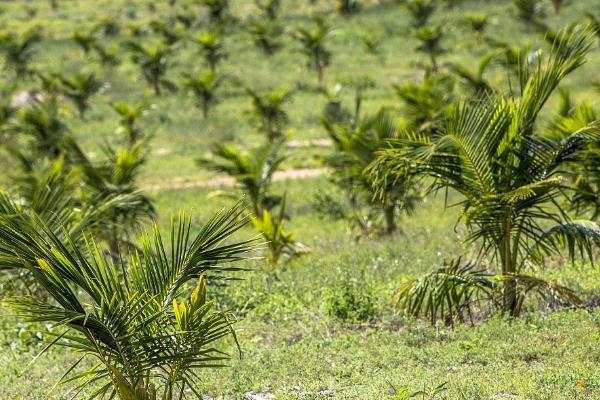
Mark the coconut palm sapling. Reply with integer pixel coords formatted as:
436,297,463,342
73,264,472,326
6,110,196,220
246,87,292,142
0,202,257,399
371,25,600,317
324,111,419,235
182,71,225,118
198,139,286,217
293,17,332,85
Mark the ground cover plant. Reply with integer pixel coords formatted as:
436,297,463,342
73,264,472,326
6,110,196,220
0,0,599,399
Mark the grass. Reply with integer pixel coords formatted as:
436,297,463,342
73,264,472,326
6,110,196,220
1,0,600,398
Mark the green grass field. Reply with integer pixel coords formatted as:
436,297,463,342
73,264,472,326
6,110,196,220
1,0,600,398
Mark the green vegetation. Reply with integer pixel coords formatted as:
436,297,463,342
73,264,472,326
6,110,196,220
0,0,599,399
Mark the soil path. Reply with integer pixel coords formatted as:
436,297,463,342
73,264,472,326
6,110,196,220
144,167,331,192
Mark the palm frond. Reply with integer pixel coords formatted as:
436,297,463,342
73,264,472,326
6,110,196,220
394,259,496,325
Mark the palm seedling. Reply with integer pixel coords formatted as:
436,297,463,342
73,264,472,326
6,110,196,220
5,156,80,236
293,17,332,85
484,38,532,81
67,140,156,258
324,110,419,235
193,31,226,73
405,0,436,29
0,199,257,399
251,194,302,265
182,71,225,118
413,24,445,73
72,29,118,66
0,27,42,78
321,84,353,127
198,139,285,217
125,41,176,95
149,19,182,46
13,98,68,160
57,71,105,118
351,78,376,125
0,153,157,292
449,52,495,95
371,25,600,319
126,23,146,38
94,15,121,37
72,30,97,55
200,0,229,25
464,13,489,41
337,0,361,16
34,71,63,99
393,73,454,135
248,19,284,56
246,87,292,142
93,43,120,67
254,0,281,20
112,101,150,147
359,32,383,61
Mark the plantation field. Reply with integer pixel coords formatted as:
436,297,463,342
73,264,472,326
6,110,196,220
1,0,600,399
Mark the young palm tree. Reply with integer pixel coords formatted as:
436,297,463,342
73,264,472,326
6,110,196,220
125,41,176,95
413,25,445,73
0,27,42,78
464,13,489,40
251,194,304,265
254,0,281,20
58,71,105,118
198,139,285,217
246,87,292,142
94,15,121,37
93,43,120,67
182,71,225,118
393,73,454,135
0,200,256,399
67,140,156,258
349,77,376,126
13,98,67,160
485,38,531,80
360,33,383,60
0,154,155,296
293,17,332,85
72,30,97,55
5,156,81,238
112,101,150,147
449,52,495,95
248,19,284,56
371,25,600,317
324,111,419,235
149,20,182,46
405,0,436,29
193,31,225,73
